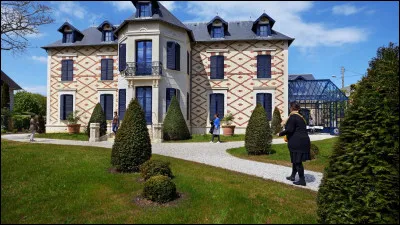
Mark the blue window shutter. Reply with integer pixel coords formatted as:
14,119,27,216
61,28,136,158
217,56,224,79
167,42,175,70
118,89,126,121
256,93,265,108
265,55,271,78
267,24,271,36
107,59,113,80
102,31,105,42
61,60,67,81
60,95,65,119
210,94,216,121
67,60,73,81
217,94,224,119
210,56,217,79
100,94,105,113
187,51,189,75
257,55,267,78
71,31,75,43
119,44,126,71
65,95,73,119
265,93,272,120
101,59,107,80
256,25,260,36
175,43,180,71
62,33,66,43
105,94,113,120
166,88,176,112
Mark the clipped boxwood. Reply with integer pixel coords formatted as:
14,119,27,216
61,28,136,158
86,103,107,137
143,175,177,203
139,159,173,181
271,106,283,134
162,96,191,141
310,143,319,160
245,104,273,155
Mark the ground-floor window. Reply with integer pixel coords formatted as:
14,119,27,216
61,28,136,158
209,93,224,121
100,94,113,120
256,93,272,120
166,88,180,112
136,86,152,125
60,94,73,120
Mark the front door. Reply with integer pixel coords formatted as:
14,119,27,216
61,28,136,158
136,41,152,75
136,86,152,125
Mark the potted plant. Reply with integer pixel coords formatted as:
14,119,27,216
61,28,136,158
221,113,236,136
66,110,81,134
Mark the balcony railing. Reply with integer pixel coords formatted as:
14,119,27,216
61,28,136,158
121,61,163,77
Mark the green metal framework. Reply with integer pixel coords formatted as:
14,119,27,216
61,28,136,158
288,79,348,133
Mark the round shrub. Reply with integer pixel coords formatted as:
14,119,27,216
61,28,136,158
86,103,107,137
310,143,319,160
139,160,173,180
143,175,177,203
111,99,151,172
245,104,273,155
162,96,191,141
317,42,399,224
271,106,283,134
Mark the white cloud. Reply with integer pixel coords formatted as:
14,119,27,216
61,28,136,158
184,1,367,49
51,1,104,25
332,4,361,16
26,32,46,39
108,1,135,11
20,86,48,96
31,56,47,63
159,1,178,11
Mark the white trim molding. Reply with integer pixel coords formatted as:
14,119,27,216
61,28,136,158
206,49,229,53
56,53,78,57
252,48,277,52
96,52,118,56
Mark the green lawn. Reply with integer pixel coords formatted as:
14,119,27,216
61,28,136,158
35,132,89,141
1,140,318,224
165,134,282,143
227,138,338,173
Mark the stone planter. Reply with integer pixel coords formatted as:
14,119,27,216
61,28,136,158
222,125,236,136
67,124,81,134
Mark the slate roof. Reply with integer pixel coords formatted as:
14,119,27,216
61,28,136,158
1,70,22,90
289,74,315,80
184,21,294,45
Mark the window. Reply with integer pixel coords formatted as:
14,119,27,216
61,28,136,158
138,3,151,17
118,89,126,121
187,51,190,75
136,87,152,125
60,94,73,120
259,25,268,37
104,31,113,42
257,55,271,78
136,41,152,75
166,88,180,112
64,32,73,43
61,60,73,81
212,26,224,38
210,55,224,79
167,42,180,70
101,59,114,80
256,93,272,120
100,94,113,120
209,93,224,121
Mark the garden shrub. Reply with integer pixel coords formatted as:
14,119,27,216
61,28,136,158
11,115,30,131
86,103,107,137
310,143,319,160
13,91,46,116
1,108,12,131
245,104,273,155
317,42,399,224
143,175,177,203
139,160,173,181
37,114,45,133
1,83,10,109
162,96,191,141
271,107,283,134
111,98,151,172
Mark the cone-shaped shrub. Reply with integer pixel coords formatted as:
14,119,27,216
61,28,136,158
37,114,45,134
86,103,107,137
271,107,283,134
317,42,399,224
162,96,191,141
111,98,151,172
245,104,273,155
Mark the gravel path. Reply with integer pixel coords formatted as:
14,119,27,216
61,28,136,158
2,133,335,192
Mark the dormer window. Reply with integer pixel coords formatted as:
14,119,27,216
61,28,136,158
97,21,116,42
207,16,228,39
58,22,84,44
138,2,151,17
104,31,113,42
64,32,73,43
252,13,275,38
212,26,224,38
259,25,269,37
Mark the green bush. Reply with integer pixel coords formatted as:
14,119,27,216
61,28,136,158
1,83,10,109
310,143,319,160
86,103,107,137
13,91,46,116
245,104,273,155
12,115,30,131
37,114,45,133
111,99,151,172
271,107,283,134
162,96,191,141
317,42,399,224
143,175,177,203
1,108,12,131
139,160,173,181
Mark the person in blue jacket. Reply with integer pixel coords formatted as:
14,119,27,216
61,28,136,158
210,113,221,143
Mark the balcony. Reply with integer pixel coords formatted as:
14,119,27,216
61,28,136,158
121,61,163,87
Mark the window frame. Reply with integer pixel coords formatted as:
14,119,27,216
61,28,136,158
138,2,151,17
101,58,114,80
61,59,74,81
257,55,272,79
212,26,224,38
210,55,224,79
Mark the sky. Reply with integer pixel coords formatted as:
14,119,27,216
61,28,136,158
1,1,399,96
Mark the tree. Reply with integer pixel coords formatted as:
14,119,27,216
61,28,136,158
1,83,10,109
37,113,45,133
245,104,273,155
270,107,282,134
86,103,107,137
162,96,191,140
317,42,399,224
111,98,151,173
1,1,54,54
13,91,46,115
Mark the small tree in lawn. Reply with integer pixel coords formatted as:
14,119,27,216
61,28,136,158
163,96,191,141
86,103,107,137
111,98,151,172
271,107,282,134
245,104,273,155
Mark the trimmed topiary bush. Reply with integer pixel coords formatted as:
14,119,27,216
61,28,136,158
271,107,283,134
86,103,107,137
245,104,273,155
143,175,177,203
37,114,45,133
111,98,151,172
162,96,191,141
317,42,399,224
1,83,10,109
310,143,319,160
139,159,173,181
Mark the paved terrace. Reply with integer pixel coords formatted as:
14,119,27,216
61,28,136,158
2,133,335,192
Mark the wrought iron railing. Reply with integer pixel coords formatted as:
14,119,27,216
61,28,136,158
121,61,163,77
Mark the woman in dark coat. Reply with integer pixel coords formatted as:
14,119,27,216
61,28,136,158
278,101,311,186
